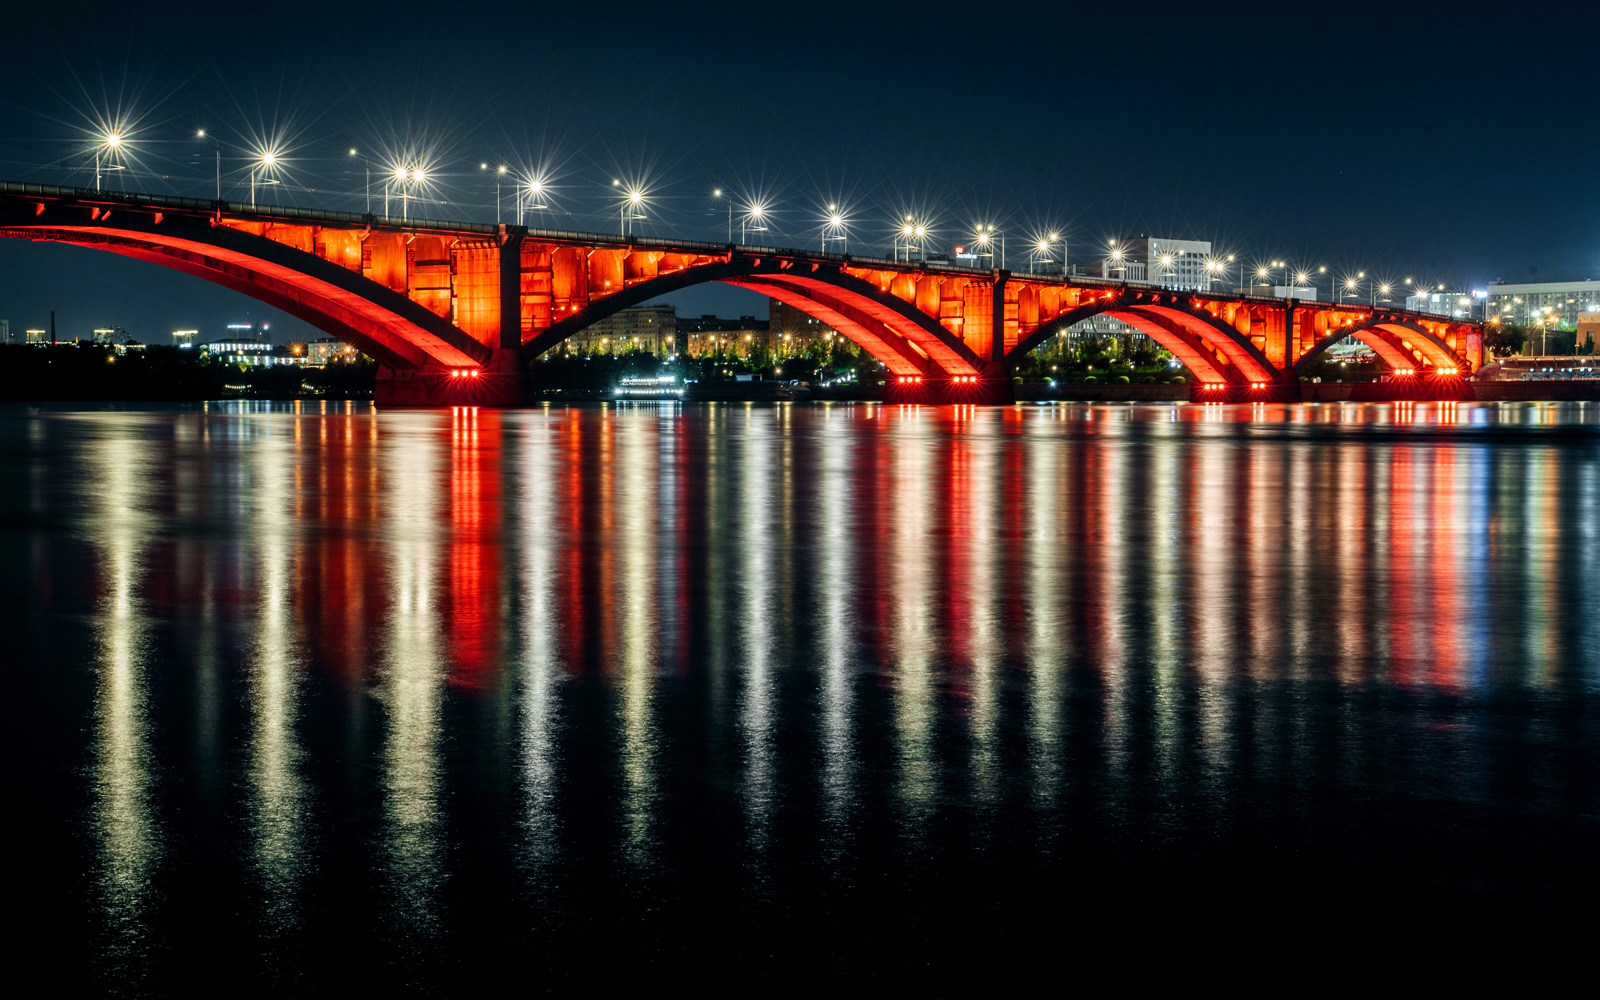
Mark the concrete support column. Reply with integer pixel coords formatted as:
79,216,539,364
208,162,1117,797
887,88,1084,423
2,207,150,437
375,348,526,407
991,270,1010,364
1279,300,1298,385
499,229,526,350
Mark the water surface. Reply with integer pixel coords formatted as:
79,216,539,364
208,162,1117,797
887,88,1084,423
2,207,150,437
5,400,1598,989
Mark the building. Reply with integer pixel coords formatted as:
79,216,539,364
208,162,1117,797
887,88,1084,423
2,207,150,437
306,337,360,365
1244,284,1322,300
1074,259,1149,282
25,328,49,345
675,314,770,358
0,320,8,344
199,338,304,366
1486,279,1600,329
768,300,837,355
1405,289,1479,319
1101,237,1215,291
562,304,677,355
1578,310,1599,354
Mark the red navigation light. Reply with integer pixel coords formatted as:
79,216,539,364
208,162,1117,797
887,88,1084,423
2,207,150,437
468,369,479,378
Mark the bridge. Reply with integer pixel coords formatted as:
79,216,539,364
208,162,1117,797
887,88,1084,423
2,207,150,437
0,181,1486,405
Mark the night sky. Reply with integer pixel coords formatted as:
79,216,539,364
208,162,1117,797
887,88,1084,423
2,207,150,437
1,1,1594,344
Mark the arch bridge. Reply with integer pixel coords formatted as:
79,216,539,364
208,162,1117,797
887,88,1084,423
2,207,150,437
0,181,1485,405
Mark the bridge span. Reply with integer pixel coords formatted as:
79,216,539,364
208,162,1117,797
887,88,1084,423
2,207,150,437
0,181,1485,406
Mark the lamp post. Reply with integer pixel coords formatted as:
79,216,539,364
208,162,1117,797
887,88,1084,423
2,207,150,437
1031,233,1059,273
712,189,732,242
94,129,126,192
975,225,1005,269
742,202,768,244
387,166,424,219
519,177,547,226
1156,251,1176,287
480,163,508,222
348,148,369,213
618,187,645,237
897,217,927,262
822,204,848,254
250,150,279,207
197,130,221,200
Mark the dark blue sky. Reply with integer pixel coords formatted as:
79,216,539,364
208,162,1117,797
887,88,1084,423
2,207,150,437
2,0,1594,344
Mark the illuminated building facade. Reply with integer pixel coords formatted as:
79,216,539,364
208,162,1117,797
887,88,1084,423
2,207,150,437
562,305,676,355
199,339,305,366
769,299,836,354
1405,289,1478,319
1101,237,1215,291
1487,279,1600,329
307,337,360,364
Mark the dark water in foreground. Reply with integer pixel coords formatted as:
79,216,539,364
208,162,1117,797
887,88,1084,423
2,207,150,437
4,400,1599,989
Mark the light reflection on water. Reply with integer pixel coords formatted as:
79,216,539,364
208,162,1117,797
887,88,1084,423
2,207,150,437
8,400,1599,984
83,420,159,973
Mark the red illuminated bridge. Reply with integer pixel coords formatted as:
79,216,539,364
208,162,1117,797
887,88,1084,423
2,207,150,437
0,181,1486,405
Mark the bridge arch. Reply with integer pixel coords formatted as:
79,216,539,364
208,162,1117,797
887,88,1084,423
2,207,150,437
522,257,984,377
1010,293,1274,384
1295,316,1465,374
0,220,491,370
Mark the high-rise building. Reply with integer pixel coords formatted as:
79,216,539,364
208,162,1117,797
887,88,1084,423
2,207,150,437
1405,289,1478,319
0,320,10,344
1098,237,1215,291
1486,279,1600,329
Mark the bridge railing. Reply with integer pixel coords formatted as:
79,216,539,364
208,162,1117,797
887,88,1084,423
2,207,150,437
2,180,1480,327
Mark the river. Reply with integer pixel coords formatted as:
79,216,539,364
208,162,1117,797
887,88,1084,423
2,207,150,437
4,400,1598,989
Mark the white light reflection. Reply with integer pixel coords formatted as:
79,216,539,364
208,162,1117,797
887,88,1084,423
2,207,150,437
1024,408,1066,816
963,409,1002,809
247,426,308,929
86,420,160,970
517,409,564,878
889,407,936,838
817,406,857,856
736,406,777,862
615,409,660,863
376,414,446,935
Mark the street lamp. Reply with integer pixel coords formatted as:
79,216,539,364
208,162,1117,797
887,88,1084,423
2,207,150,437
348,148,370,213
94,127,127,192
250,150,280,207
1157,251,1177,286
711,189,732,243
897,217,928,262
742,201,768,244
1031,232,1059,273
519,176,548,226
481,163,508,222
974,225,1005,269
386,166,425,219
197,130,221,200
822,204,848,254
619,187,645,237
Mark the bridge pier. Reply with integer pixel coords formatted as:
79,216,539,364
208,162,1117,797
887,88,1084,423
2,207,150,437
375,348,526,407
1188,380,1301,404
882,362,1015,405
